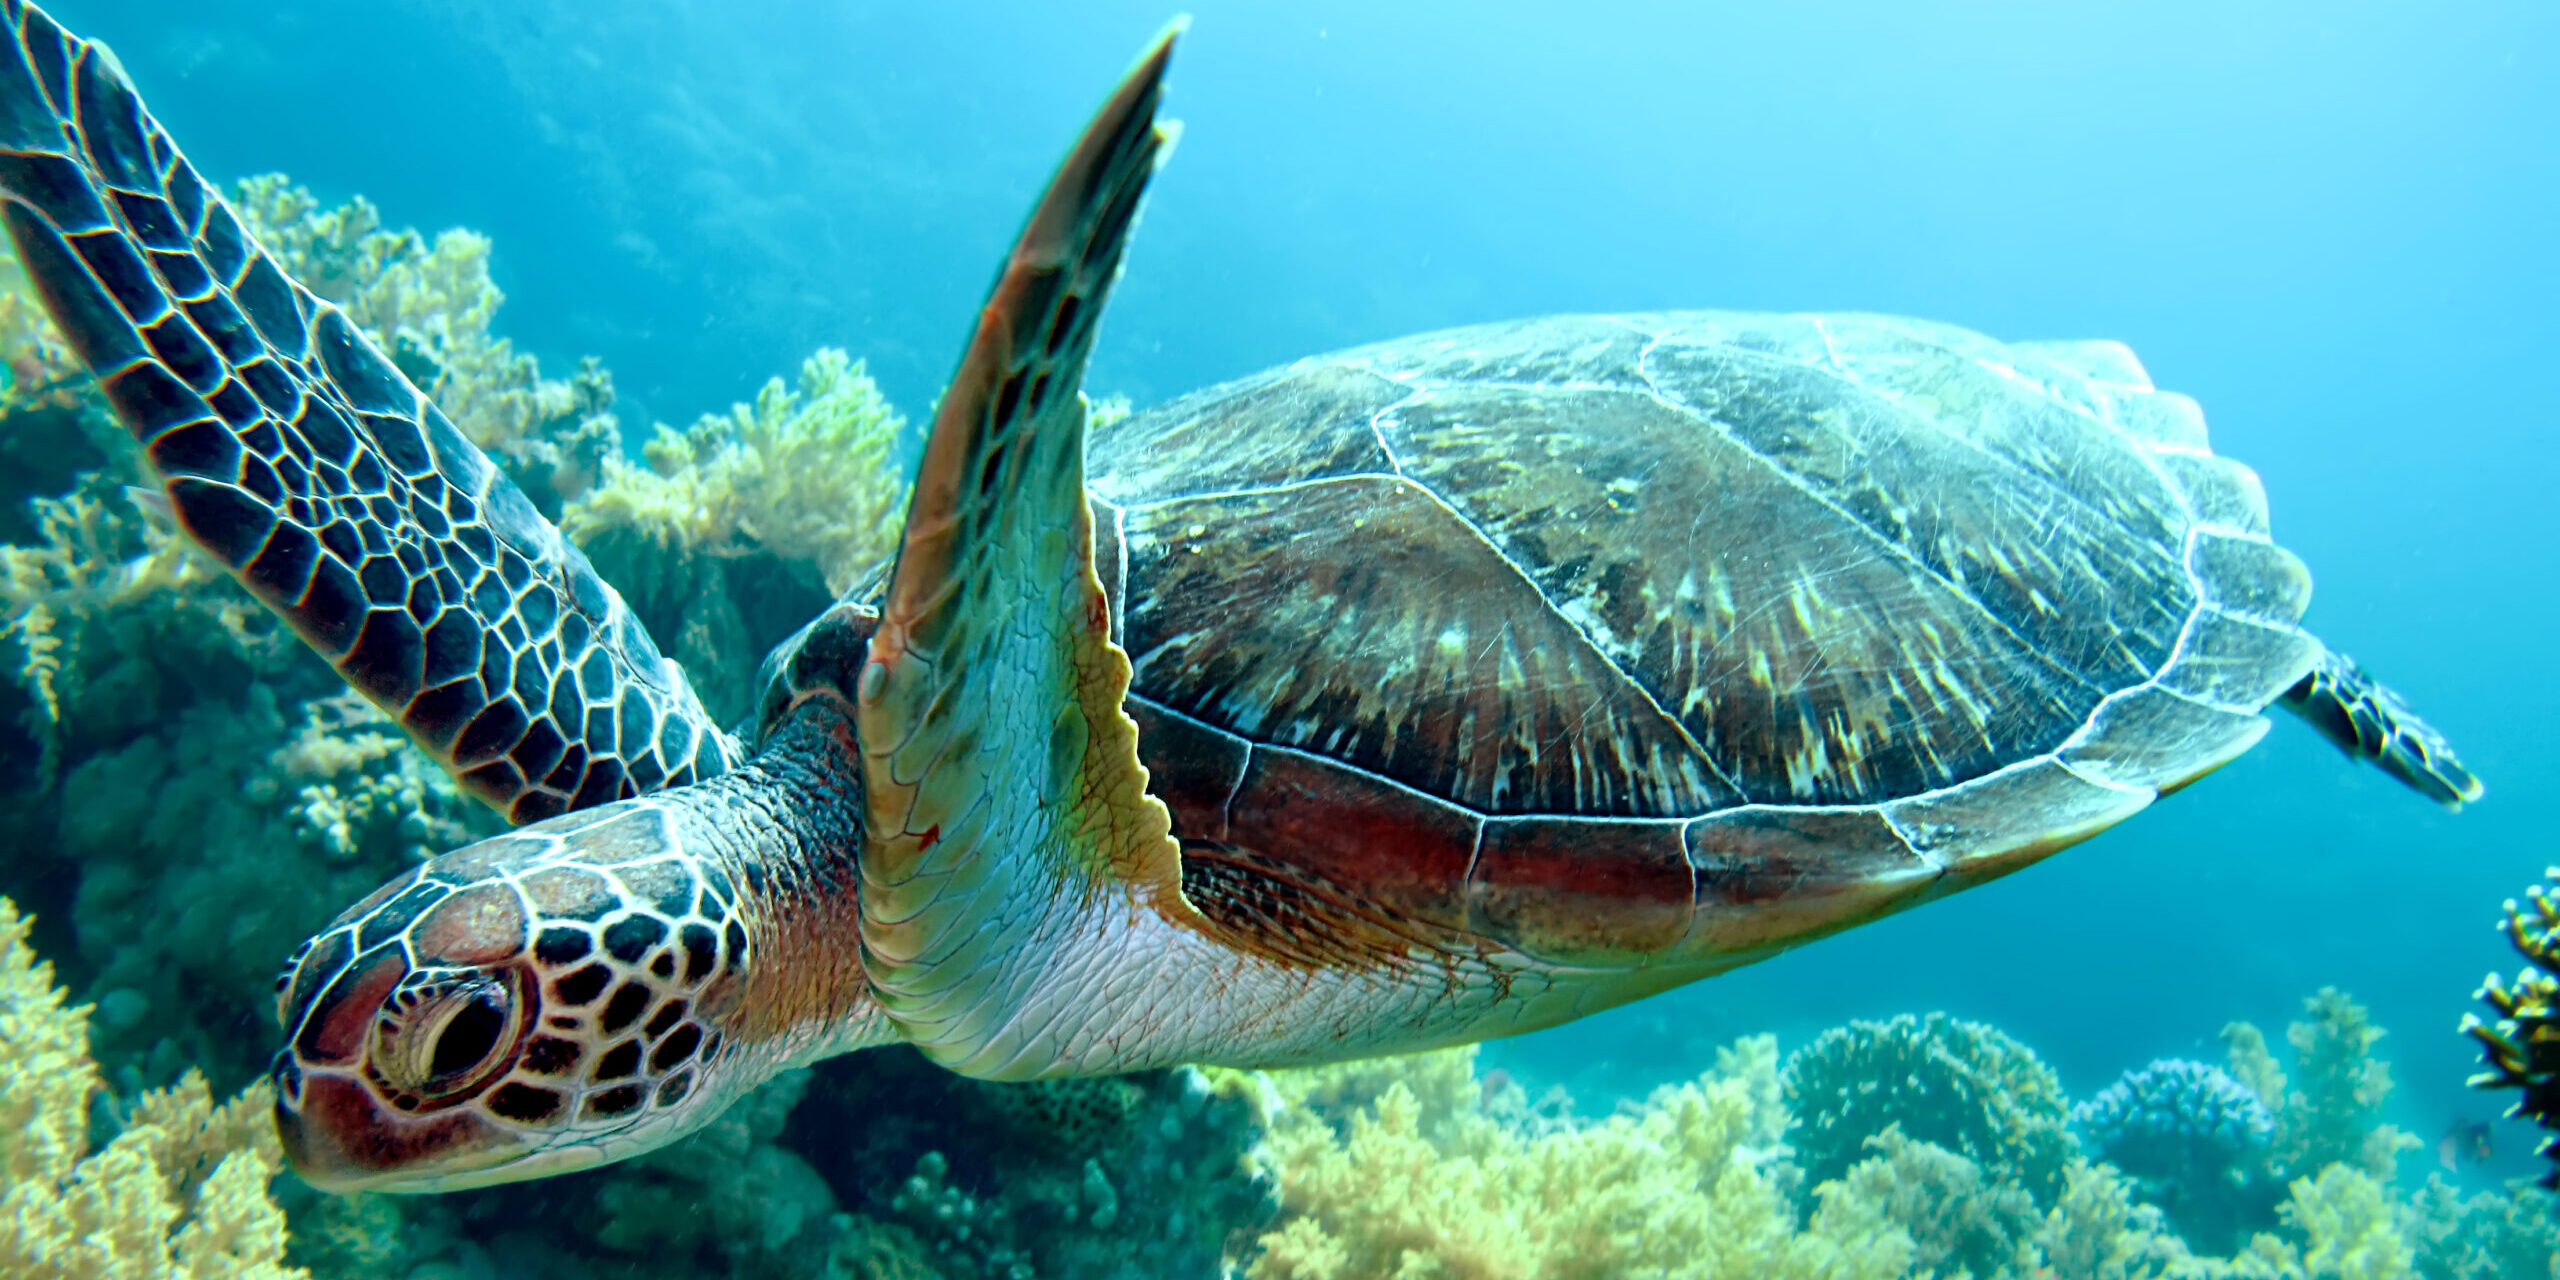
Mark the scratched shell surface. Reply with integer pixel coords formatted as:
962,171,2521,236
1089,311,2316,967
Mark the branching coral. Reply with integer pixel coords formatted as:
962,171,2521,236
0,897,305,1280
229,176,618,514
1824,1126,2039,1279
2028,1159,2197,1280
2222,990,2418,1184
562,346,905,721
2078,1060,2276,1187
2256,1165,2416,1280
2464,868,2560,1189
2076,1059,2282,1253
1783,1012,2078,1205
2397,1176,2560,1280
565,346,903,597
1246,1039,1916,1280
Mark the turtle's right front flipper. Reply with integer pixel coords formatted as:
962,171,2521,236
2281,647,2483,808
0,3,741,822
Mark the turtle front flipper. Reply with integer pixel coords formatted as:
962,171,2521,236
0,4,742,823
855,25,1194,1076
2281,647,2483,808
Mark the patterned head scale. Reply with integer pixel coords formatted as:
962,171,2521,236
271,802,750,1191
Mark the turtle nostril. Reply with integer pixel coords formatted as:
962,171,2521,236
429,993,508,1079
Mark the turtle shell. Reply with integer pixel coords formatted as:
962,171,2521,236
1085,311,2320,974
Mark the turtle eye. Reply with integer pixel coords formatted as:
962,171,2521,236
375,974,523,1096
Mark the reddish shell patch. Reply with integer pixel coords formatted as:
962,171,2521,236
1469,817,1694,963
1223,747,1477,934
295,947,408,1066
281,928,354,1034
1683,808,1937,954
408,883,530,967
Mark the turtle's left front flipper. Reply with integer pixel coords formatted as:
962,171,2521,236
0,3,742,822
2281,647,2483,808
856,24,1193,1077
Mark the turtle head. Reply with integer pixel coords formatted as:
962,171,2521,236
268,800,766,1193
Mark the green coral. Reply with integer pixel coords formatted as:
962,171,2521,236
1783,1012,2078,1205
0,897,305,1280
792,1050,1273,1280
2222,990,2419,1183
2397,1177,2560,1280
2258,1164,2416,1280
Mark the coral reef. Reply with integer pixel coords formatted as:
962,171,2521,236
561,346,904,723
2398,1177,2560,1280
0,284,497,1088
2223,989,2420,1184
1243,1038,1918,1280
2464,867,2560,1189
5,161,2541,1280
228,177,619,516
1782,1012,2079,1205
1232,1002,2519,1280
1823,1126,2041,1278
796,1047,1275,1280
0,896,305,1279
2075,1059,2282,1253
2026,1159,2195,1280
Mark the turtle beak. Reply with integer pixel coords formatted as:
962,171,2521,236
273,1064,540,1194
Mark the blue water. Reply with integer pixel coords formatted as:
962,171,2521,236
60,0,2560,1182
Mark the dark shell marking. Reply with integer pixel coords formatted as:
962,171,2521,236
1095,313,2315,969
0,4,743,824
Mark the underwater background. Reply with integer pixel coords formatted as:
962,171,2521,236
0,0,2554,1277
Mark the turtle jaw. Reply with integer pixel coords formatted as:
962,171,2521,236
275,1067,542,1193
274,1061,690,1193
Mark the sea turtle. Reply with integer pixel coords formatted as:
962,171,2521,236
0,2,2478,1195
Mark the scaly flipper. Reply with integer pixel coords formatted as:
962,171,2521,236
0,1,742,822
856,24,1188,1076
2280,647,2483,808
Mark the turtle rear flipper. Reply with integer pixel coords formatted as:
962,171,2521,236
0,3,741,822
2280,647,2483,808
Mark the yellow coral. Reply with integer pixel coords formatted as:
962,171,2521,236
2026,1159,2195,1280
2206,1166,2415,1280
0,238,84,413
563,346,904,597
0,898,305,1280
229,175,617,507
1246,1039,1912,1280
